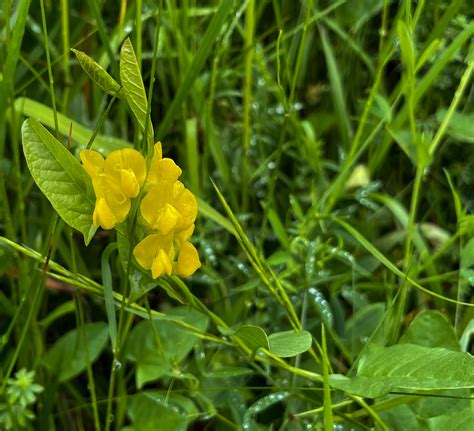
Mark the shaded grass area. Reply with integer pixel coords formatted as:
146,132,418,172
1,0,473,430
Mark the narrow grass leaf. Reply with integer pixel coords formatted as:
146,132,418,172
321,325,333,431
333,217,474,307
101,243,118,354
157,0,234,136
16,97,131,153
185,118,200,194
22,118,96,244
397,20,415,77
319,26,352,147
0,0,32,157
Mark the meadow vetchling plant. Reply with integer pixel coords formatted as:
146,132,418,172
80,142,201,279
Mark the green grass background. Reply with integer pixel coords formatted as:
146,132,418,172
0,0,473,429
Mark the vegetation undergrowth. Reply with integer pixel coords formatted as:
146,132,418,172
0,0,473,430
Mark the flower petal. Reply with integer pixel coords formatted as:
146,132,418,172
158,203,181,235
93,197,116,229
158,158,182,182
151,249,173,278
175,242,201,277
120,168,140,198
80,150,104,178
133,233,160,270
174,186,198,229
104,148,147,186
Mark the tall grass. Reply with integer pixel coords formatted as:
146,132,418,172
0,0,473,429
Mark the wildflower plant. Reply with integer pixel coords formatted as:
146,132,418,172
0,369,43,430
8,2,474,430
22,38,200,281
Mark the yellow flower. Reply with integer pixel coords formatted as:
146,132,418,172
133,228,201,278
80,148,146,229
81,142,201,279
146,142,182,186
140,180,198,235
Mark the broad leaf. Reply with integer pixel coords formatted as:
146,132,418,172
22,118,96,244
124,391,194,431
42,322,108,382
120,38,153,145
399,310,459,351
235,325,269,352
71,48,122,96
330,344,474,398
268,330,312,358
127,306,209,388
427,407,474,431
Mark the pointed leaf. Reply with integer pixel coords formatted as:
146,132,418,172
42,322,108,382
72,48,122,96
120,38,153,144
399,310,459,351
22,118,96,244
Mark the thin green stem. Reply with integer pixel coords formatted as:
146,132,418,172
241,0,255,211
39,0,59,138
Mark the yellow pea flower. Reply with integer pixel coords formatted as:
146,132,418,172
133,230,201,278
146,142,182,186
140,180,198,235
80,148,146,229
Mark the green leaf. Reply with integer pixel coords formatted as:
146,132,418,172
120,38,153,144
71,48,122,96
205,367,253,379
42,322,108,382
436,109,474,143
397,20,415,77
427,407,474,431
460,237,474,285
343,302,385,356
125,392,191,431
399,310,459,351
415,39,440,72
15,97,131,154
268,330,312,358
127,307,209,388
21,118,96,244
320,26,352,148
235,325,269,352
157,0,234,136
330,344,474,398
101,243,118,354
242,392,289,431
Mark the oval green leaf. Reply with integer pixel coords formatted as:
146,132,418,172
268,330,312,358
330,343,474,398
42,322,108,382
22,118,96,244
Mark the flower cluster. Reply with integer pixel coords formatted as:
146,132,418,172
80,143,200,278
